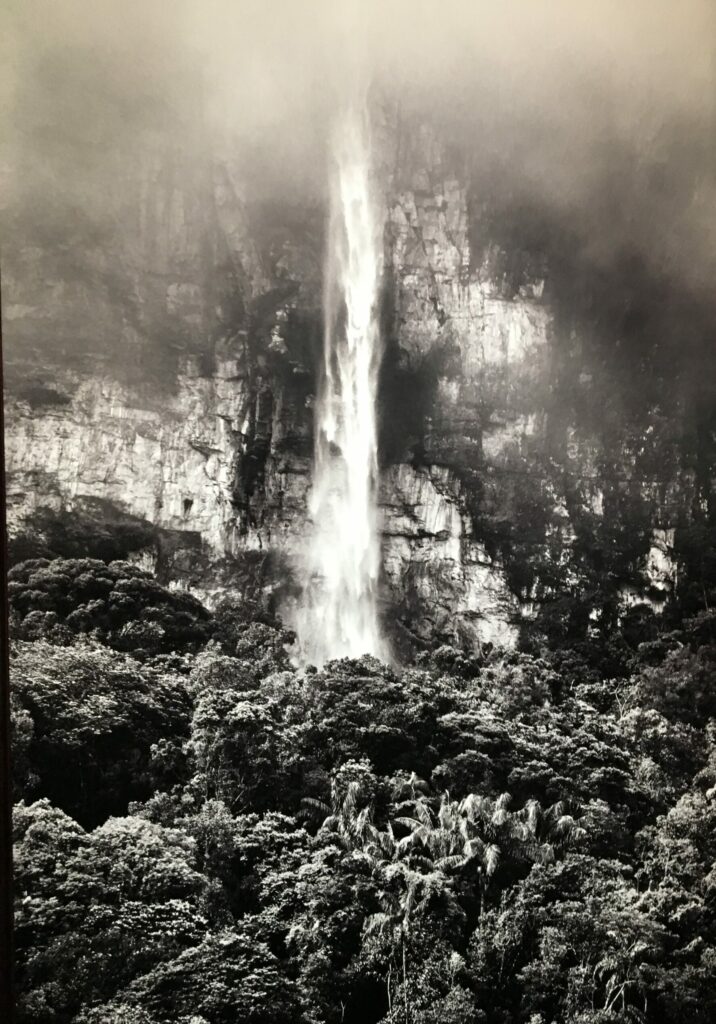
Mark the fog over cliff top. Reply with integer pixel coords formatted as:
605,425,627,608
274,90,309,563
3,1,716,661
2,0,715,293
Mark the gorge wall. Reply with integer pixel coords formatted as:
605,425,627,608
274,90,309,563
3,100,712,657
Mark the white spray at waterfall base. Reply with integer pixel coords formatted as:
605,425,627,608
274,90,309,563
294,106,387,666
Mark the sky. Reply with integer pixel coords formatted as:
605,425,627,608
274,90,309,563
2,0,715,293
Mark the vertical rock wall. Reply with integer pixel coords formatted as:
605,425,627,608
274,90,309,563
3,112,699,652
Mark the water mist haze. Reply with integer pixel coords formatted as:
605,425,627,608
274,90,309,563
3,0,715,271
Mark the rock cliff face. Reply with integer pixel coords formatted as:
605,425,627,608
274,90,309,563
3,110,709,655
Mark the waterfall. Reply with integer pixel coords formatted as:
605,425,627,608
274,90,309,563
295,105,386,666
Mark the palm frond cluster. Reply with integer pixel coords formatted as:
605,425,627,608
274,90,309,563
302,782,585,1018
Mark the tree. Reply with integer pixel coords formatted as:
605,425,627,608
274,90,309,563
11,640,192,825
9,558,213,654
13,801,210,1023
119,929,299,1024
364,860,462,1024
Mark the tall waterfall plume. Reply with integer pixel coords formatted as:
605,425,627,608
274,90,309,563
295,107,386,666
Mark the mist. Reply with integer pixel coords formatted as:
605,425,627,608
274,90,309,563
3,1,714,259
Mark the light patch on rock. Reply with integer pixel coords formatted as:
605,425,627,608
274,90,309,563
381,464,519,649
646,528,677,592
6,361,250,555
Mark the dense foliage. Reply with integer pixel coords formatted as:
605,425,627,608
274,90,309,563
8,503,158,567
8,558,212,654
11,557,716,1023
